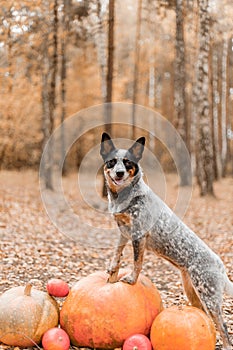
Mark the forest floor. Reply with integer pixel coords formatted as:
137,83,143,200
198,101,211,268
0,170,233,350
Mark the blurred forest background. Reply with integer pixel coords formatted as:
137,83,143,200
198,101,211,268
0,0,233,196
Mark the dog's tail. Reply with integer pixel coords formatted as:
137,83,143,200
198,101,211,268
224,274,233,297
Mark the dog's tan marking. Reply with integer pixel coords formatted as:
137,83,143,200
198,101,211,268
128,166,136,177
114,213,131,226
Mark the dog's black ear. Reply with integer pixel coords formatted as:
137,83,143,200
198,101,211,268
100,133,116,160
128,137,145,162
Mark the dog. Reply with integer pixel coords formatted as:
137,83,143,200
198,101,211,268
100,132,233,350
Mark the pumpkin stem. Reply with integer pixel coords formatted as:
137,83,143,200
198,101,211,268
107,271,119,283
24,284,32,296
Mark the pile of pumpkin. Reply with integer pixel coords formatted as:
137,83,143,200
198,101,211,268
0,269,216,350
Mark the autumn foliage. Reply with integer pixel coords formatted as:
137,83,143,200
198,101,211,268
0,0,232,195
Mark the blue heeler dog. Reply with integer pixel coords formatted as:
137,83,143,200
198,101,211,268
100,132,233,350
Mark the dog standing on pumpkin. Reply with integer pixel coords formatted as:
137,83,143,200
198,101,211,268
100,132,233,350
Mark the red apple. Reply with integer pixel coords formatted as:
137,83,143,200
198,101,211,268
42,327,70,350
46,279,69,297
123,334,152,350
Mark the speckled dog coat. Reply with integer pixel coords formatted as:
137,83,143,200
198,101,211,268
100,133,233,350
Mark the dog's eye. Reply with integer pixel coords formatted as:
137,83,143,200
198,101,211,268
106,159,117,168
123,159,134,170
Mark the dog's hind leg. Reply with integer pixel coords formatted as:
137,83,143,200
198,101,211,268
196,291,231,350
208,307,232,350
183,268,232,349
193,278,232,350
181,270,205,311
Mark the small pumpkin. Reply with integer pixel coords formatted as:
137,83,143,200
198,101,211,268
150,305,216,350
123,334,152,350
0,284,59,347
46,279,69,298
60,269,163,349
42,327,70,350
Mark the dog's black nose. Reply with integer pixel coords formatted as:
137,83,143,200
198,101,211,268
116,171,124,178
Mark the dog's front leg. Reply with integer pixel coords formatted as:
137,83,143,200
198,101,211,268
120,236,146,285
107,234,128,283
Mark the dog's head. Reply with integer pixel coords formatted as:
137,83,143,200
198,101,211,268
100,133,145,192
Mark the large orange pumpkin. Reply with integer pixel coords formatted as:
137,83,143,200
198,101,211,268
60,269,163,349
150,305,216,350
0,284,59,347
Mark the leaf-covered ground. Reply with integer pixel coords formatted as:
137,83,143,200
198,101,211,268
0,170,233,350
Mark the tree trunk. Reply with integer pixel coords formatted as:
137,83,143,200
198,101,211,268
195,0,215,196
95,0,107,101
105,0,115,135
174,0,191,186
148,65,155,155
131,0,142,139
41,34,53,190
211,47,222,179
6,21,13,93
60,0,71,176
60,28,66,175
49,0,58,135
41,0,59,190
174,0,187,143
188,0,199,174
102,0,115,196
221,34,229,176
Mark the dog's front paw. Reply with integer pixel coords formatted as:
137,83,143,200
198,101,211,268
107,267,119,283
107,265,118,276
120,274,137,285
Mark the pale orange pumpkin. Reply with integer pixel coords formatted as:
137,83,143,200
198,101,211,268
60,269,163,349
150,305,216,350
0,284,59,347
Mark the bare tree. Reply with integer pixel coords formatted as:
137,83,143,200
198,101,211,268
131,0,142,139
187,0,199,173
41,0,59,190
211,47,222,179
174,0,187,142
195,0,215,196
1,5,14,94
102,0,115,196
49,0,58,135
174,0,191,186
94,1,107,102
221,34,229,176
41,2,51,188
60,0,71,176
105,0,115,135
